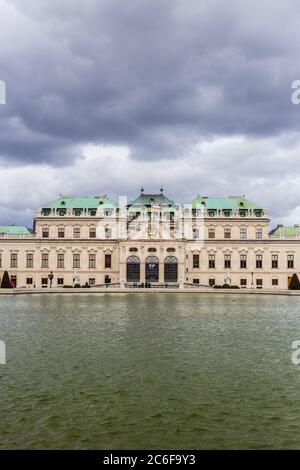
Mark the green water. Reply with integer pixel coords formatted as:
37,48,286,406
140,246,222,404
1,293,300,449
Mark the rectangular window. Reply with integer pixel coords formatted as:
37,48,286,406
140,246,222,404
10,253,18,268
42,227,49,238
74,227,80,238
41,277,48,286
57,278,64,286
240,228,247,239
209,278,215,287
240,279,247,287
26,277,33,285
208,254,215,269
41,253,49,268
105,227,112,239
272,279,279,286
26,253,34,268
193,228,199,239
73,254,80,268
256,254,263,269
256,228,263,239
89,227,96,238
240,254,247,269
89,254,96,268
57,253,64,268
287,255,294,269
193,254,199,268
256,279,263,288
271,255,278,269
105,254,112,268
58,227,65,238
224,254,231,269
89,278,96,286
193,278,200,284
208,228,215,239
224,228,231,239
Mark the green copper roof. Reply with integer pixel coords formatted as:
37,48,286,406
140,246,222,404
129,192,176,207
0,225,31,235
269,225,300,237
191,196,263,210
43,195,117,209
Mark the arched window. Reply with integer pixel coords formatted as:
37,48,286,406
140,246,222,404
167,247,175,253
164,256,178,282
126,256,140,282
148,247,157,252
129,247,138,252
145,256,159,282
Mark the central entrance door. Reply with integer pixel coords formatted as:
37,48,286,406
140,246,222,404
145,256,159,282
164,256,178,282
126,256,140,283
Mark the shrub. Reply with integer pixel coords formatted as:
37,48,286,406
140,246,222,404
0,271,13,288
74,284,81,288
214,284,240,289
63,285,73,288
289,273,300,290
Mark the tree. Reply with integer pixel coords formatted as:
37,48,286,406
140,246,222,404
0,271,13,288
289,273,300,290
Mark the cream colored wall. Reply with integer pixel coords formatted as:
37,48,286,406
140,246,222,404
0,238,119,288
1,214,300,290
185,240,300,289
35,215,119,239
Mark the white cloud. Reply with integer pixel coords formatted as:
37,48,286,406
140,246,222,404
1,134,300,227
2,0,300,227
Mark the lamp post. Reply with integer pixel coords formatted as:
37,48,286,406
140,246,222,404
48,271,54,288
251,271,254,288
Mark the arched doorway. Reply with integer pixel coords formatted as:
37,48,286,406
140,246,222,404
145,256,159,282
164,256,178,282
126,256,140,282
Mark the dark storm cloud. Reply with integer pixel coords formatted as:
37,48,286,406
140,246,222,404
1,0,300,165
2,0,300,224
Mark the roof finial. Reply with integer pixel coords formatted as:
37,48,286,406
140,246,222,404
160,185,164,193
140,186,144,193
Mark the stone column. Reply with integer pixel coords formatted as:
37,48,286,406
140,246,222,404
140,262,145,283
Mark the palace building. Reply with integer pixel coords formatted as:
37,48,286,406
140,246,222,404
0,188,300,289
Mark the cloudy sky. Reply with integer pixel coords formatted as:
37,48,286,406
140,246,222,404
1,0,300,228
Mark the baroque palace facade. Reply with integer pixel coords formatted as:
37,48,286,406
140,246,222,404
0,188,300,290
